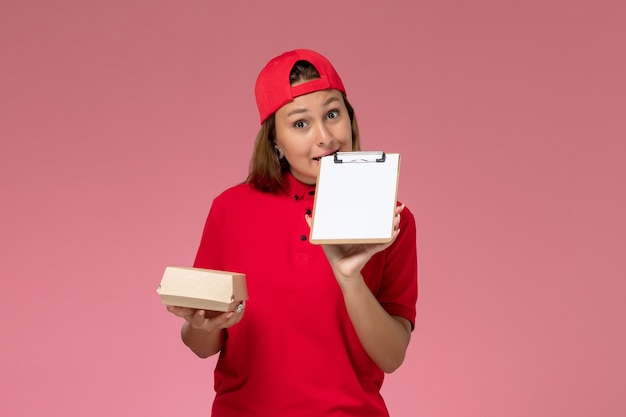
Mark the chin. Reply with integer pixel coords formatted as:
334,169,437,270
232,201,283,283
303,172,318,184
291,164,320,184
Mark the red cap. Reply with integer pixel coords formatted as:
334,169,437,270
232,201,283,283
255,49,346,124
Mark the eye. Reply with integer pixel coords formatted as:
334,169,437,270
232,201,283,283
326,110,339,120
294,120,308,129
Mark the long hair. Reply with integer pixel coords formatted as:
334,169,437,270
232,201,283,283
247,61,361,193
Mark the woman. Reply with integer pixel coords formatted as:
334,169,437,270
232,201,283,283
167,49,418,416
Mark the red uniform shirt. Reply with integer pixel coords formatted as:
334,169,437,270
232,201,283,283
194,172,418,417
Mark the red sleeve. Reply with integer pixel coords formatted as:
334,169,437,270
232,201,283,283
193,200,225,270
377,204,418,329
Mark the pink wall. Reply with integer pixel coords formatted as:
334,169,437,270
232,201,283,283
1,1,625,416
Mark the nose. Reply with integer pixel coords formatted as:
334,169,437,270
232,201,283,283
315,122,333,146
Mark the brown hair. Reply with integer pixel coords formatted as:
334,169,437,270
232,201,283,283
247,61,361,192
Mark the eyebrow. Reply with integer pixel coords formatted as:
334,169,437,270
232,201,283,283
286,96,341,117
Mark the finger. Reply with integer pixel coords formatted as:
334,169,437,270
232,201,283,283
230,311,245,325
393,215,401,230
185,309,205,326
167,305,195,318
203,310,234,326
393,204,405,230
215,302,246,327
305,213,312,228
226,308,245,326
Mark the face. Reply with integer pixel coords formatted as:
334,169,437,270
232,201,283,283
274,89,353,185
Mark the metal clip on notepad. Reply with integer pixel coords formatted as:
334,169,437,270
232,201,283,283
333,151,386,163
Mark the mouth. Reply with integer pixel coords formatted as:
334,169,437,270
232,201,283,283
312,150,338,161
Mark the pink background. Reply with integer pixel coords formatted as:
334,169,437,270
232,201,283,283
1,1,625,416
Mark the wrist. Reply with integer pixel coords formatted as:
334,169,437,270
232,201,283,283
335,271,366,293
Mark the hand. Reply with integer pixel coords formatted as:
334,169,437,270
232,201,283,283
307,204,405,280
166,302,245,332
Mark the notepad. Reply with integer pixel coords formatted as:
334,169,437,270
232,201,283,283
310,151,400,244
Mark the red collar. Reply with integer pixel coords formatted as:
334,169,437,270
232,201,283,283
283,172,316,201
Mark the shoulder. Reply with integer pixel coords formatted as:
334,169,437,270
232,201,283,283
211,181,283,211
213,182,262,204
